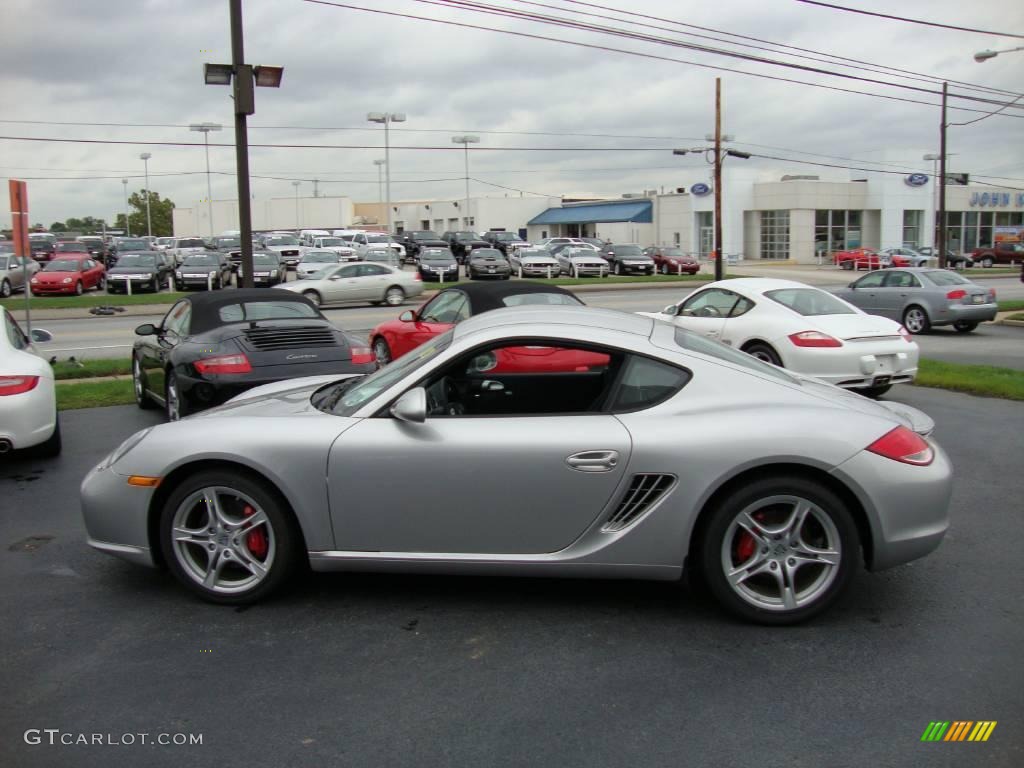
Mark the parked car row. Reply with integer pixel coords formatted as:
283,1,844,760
834,246,975,270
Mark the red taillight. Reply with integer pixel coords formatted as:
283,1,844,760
0,375,40,396
350,346,375,365
413,272,422,281
988,288,996,301
866,426,934,466
788,331,843,348
899,326,914,343
946,289,966,300
193,354,252,374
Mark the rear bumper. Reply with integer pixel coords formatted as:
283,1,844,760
940,303,999,324
783,342,919,390
0,380,56,449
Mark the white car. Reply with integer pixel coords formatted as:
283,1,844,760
168,237,208,265
508,248,561,277
260,234,306,268
276,262,423,308
152,237,176,251
311,237,358,261
0,253,40,297
0,307,59,456
296,250,345,279
556,246,610,278
351,232,406,261
639,278,918,397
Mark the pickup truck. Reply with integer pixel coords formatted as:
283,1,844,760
971,242,1024,268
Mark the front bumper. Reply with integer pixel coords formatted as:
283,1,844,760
108,275,158,291
470,268,511,279
30,283,78,295
81,463,158,568
519,264,561,276
570,263,609,276
832,438,952,571
617,262,655,274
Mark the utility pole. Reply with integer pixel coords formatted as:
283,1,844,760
230,0,255,287
713,77,724,282
139,153,152,237
937,82,949,270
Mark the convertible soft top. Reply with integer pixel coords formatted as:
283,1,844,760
452,281,584,314
185,288,321,334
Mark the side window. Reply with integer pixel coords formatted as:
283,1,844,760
681,288,739,318
419,291,467,324
610,355,691,411
4,312,29,350
729,297,754,318
360,264,390,277
421,340,621,417
338,265,361,278
162,301,191,337
884,271,920,289
854,271,886,289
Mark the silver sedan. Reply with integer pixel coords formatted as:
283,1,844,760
508,248,561,278
276,262,422,308
0,253,40,297
81,306,952,624
832,267,997,333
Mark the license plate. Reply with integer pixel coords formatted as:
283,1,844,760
972,294,984,304
487,267,495,272
873,375,891,387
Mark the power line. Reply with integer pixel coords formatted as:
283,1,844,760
949,93,1024,127
302,1,1024,116
793,1,1024,39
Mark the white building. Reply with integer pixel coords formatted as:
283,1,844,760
381,196,562,237
173,196,356,238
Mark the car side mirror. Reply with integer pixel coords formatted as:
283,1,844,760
662,304,679,316
30,328,53,343
848,282,857,288
399,310,415,322
390,387,427,424
135,323,158,336
328,275,342,281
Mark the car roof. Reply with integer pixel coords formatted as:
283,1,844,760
454,304,654,340
702,277,824,296
183,288,320,333
430,281,582,315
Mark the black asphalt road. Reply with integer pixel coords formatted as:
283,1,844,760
1,389,1022,768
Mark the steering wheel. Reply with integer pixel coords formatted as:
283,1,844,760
697,306,722,318
426,377,465,416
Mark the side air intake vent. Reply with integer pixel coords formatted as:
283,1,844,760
603,474,676,532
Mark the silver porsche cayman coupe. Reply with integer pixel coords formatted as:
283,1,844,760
81,306,952,624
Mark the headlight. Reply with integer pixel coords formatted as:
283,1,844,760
176,271,182,277
97,428,153,471
31,277,38,283
209,271,216,277
62,277,73,284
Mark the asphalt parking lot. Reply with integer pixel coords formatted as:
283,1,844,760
1,387,1022,767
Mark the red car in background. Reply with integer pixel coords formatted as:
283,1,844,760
643,246,700,275
55,242,90,257
30,257,106,295
834,247,883,271
369,281,596,370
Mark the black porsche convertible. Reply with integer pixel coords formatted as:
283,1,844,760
131,289,377,420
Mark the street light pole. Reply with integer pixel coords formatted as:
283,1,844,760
373,159,385,224
368,112,407,233
121,177,130,236
190,123,222,238
139,153,152,238
713,79,724,281
974,45,1024,62
292,181,301,227
452,135,480,229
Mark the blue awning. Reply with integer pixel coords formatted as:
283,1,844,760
528,200,652,226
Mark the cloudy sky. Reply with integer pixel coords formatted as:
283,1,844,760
1,0,1022,226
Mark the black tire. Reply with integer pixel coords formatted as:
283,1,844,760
384,286,405,306
75,281,84,296
902,305,931,334
743,342,782,366
302,290,322,307
699,475,859,625
953,320,978,333
373,337,392,367
97,276,106,291
613,261,622,276
33,415,62,458
980,257,993,268
165,369,190,421
851,384,892,399
0,279,11,298
158,469,301,605
840,260,854,271
132,354,156,410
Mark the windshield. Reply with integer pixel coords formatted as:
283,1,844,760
253,254,278,264
519,249,554,259
217,300,320,323
764,288,856,316
181,255,218,266
471,250,504,260
366,234,394,244
117,239,150,251
43,259,82,272
611,245,645,257
303,252,339,263
490,233,516,241
316,329,454,416
116,255,158,268
455,232,479,241
921,270,969,286
660,248,684,257
213,237,240,248
411,232,440,240
265,236,300,246
421,250,453,261
673,327,797,384
56,243,88,252
176,239,206,248
317,238,344,247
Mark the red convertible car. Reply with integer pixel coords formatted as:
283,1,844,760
643,246,700,275
369,281,605,372
30,256,106,295
834,248,883,271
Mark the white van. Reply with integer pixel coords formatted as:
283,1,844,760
299,229,331,247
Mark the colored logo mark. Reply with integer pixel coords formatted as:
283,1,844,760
905,173,929,187
921,721,997,742
690,183,711,196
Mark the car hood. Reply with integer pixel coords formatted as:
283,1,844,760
34,269,82,280
193,374,362,418
108,266,158,274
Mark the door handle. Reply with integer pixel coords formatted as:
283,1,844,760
566,450,619,472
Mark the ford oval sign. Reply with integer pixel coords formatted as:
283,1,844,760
905,173,929,187
690,183,711,196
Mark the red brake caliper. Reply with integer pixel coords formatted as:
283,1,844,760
734,512,764,563
243,505,268,559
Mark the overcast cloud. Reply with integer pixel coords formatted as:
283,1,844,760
1,0,1022,226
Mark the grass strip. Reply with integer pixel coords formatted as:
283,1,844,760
1006,312,1024,322
56,379,135,411
998,299,1024,313
51,358,132,380
1,291,187,310
915,359,1024,401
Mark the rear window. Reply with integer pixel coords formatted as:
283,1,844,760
501,292,583,308
920,270,969,286
610,245,644,256
764,288,856,316
217,301,320,323
177,239,206,248
673,327,797,384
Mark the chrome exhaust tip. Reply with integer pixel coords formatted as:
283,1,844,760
0,439,13,454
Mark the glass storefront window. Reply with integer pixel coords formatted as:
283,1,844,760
902,210,923,247
760,211,790,260
814,210,863,254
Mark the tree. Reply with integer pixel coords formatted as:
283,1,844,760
50,221,67,232
126,189,175,237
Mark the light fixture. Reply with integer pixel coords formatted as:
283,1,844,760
367,113,408,231
974,45,1024,62
204,63,234,85
253,65,284,87
672,149,688,156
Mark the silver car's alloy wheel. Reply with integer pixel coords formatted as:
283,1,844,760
0,279,10,298
903,306,929,334
373,338,392,366
384,286,405,306
720,495,841,613
303,290,321,307
170,486,277,595
166,371,182,421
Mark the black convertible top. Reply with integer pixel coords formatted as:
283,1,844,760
185,288,322,334
448,281,584,314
